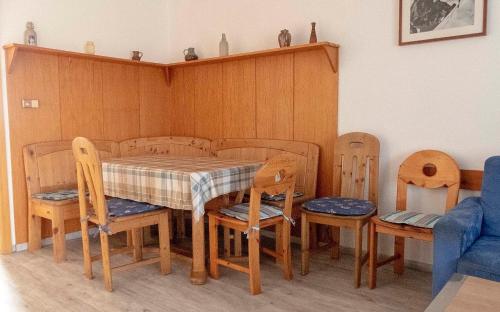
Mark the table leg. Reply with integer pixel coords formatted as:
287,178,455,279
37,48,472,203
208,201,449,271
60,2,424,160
190,213,207,284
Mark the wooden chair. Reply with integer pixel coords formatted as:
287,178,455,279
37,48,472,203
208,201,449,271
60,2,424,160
119,136,212,241
301,132,380,288
208,154,297,295
73,137,171,291
23,140,119,262
368,150,460,289
210,138,319,257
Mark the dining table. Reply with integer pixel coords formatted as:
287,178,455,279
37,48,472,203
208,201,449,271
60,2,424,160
101,154,262,284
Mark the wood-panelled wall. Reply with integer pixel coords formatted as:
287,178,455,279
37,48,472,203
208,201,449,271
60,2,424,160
7,51,171,243
167,49,338,195
6,47,338,244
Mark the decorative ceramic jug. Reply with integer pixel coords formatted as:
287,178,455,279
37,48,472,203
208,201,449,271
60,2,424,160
131,51,143,61
24,22,37,46
309,22,318,43
184,47,198,61
278,29,291,47
219,33,229,56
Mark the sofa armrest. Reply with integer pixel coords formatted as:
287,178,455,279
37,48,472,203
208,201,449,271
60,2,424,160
432,197,483,297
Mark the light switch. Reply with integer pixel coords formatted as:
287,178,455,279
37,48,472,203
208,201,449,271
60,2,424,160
22,99,39,108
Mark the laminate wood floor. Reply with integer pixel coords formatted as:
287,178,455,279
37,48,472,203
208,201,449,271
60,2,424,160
0,237,431,312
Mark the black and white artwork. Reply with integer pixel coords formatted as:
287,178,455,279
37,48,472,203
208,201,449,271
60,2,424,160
399,0,487,45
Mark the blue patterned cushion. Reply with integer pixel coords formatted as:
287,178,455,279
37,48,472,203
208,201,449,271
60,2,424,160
302,197,375,216
32,189,79,201
261,191,304,202
220,203,283,221
106,198,162,218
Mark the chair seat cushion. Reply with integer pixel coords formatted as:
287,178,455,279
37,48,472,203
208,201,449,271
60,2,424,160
457,235,500,281
106,198,162,218
219,203,284,222
261,191,304,202
32,189,79,201
302,197,376,216
379,211,441,229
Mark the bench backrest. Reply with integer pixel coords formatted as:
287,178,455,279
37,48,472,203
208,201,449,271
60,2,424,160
23,140,119,196
210,138,319,198
119,136,211,157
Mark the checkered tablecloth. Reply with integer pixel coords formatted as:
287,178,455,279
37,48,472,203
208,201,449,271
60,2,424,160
101,155,262,221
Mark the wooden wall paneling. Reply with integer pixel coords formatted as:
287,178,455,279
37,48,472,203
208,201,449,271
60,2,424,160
102,63,140,141
59,57,103,140
7,51,62,243
139,66,171,137
222,59,256,138
293,50,338,196
170,67,195,136
0,60,12,253
194,64,223,139
255,54,294,140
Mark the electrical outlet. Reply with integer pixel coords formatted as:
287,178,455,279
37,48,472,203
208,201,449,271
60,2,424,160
22,99,39,108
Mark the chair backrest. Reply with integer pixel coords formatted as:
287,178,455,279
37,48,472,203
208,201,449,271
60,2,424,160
332,132,380,205
23,140,119,197
247,154,297,226
397,150,460,213
211,138,319,199
72,137,108,225
120,136,211,157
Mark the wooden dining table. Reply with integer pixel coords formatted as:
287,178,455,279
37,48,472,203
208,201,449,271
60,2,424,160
101,154,262,284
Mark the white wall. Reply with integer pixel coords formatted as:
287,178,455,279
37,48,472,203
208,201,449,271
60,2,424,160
165,0,500,265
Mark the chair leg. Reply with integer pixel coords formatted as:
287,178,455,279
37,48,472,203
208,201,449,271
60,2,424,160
275,223,283,264
168,210,173,239
353,222,362,288
301,212,310,275
132,228,143,262
100,232,113,291
158,212,171,275
281,221,293,280
176,210,185,239
28,205,42,252
223,227,231,257
234,230,242,257
394,236,405,275
248,230,261,295
208,215,219,279
126,230,133,247
81,220,93,279
368,222,377,289
52,208,66,263
331,226,341,259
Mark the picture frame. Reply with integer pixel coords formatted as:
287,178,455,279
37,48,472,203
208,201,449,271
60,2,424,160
399,0,487,45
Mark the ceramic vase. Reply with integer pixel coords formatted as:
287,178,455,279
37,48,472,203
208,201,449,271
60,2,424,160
24,22,37,46
309,22,318,43
84,41,95,54
184,47,198,61
219,33,229,56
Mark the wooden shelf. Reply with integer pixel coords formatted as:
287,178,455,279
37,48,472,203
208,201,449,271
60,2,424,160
2,43,167,75
3,42,339,85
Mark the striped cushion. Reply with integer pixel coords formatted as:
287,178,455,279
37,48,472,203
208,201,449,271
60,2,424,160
261,191,304,202
219,203,284,221
380,211,442,229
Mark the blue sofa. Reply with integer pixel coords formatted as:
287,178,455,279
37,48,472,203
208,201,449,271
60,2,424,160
433,156,500,297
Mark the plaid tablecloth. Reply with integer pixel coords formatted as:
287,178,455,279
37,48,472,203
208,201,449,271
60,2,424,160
102,155,262,221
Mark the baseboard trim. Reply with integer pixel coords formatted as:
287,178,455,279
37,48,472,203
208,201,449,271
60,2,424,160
260,229,432,273
14,228,99,252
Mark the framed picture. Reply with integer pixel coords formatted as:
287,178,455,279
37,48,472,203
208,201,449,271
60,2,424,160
399,0,487,45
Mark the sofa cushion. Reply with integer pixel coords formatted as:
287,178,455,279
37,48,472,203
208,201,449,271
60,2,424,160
481,156,500,236
32,189,79,201
379,211,441,229
220,203,284,222
302,197,375,216
106,198,162,218
457,235,500,282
